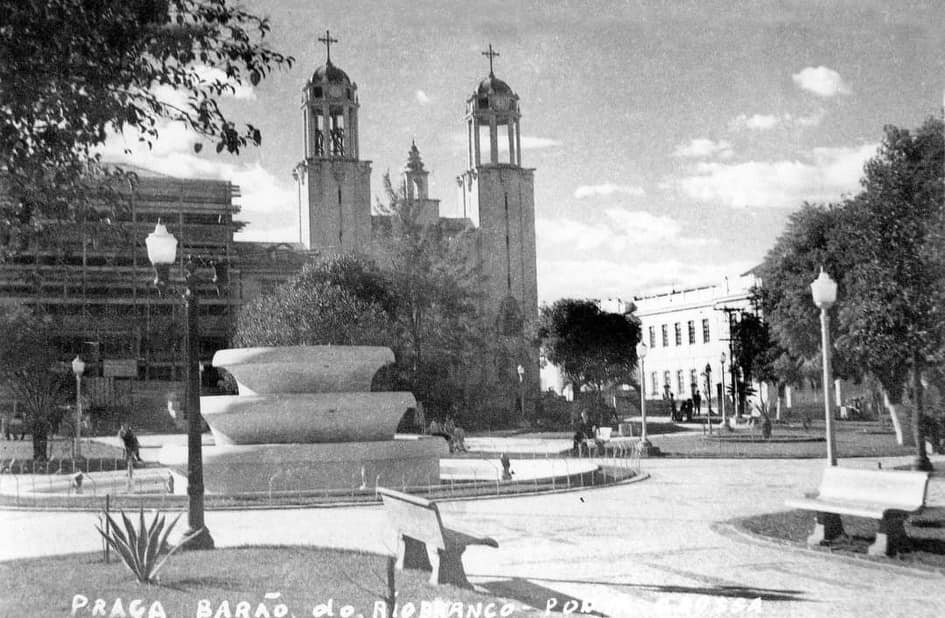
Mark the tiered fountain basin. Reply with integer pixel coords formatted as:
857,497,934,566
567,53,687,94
159,345,446,494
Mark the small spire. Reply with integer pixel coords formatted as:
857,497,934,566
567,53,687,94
482,43,500,77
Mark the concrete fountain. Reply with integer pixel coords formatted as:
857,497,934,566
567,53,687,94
160,345,447,494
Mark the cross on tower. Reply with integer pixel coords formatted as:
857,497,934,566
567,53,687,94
318,29,338,63
482,43,500,76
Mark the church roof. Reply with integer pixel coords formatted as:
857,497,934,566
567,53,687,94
477,74,513,96
312,60,351,85
403,140,426,173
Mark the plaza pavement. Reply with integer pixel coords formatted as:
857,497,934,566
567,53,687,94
1,446,944,617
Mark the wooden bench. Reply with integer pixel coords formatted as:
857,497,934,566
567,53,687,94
785,467,930,556
377,487,498,588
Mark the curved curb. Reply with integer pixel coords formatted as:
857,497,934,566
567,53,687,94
713,520,945,578
0,471,651,513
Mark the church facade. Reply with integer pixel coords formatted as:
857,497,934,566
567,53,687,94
289,37,540,421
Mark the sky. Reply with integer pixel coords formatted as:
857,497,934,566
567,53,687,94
102,0,945,304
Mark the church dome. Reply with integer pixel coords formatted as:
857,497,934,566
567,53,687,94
312,60,351,85
478,74,513,96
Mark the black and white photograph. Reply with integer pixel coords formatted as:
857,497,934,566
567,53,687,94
1,1,944,616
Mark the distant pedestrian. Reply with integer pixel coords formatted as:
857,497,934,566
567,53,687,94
118,423,142,464
692,391,702,415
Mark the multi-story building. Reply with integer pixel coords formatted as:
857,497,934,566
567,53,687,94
634,272,759,415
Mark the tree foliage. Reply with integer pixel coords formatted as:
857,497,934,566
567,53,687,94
0,0,293,255
233,256,395,349
758,117,945,455
537,299,641,395
0,305,70,460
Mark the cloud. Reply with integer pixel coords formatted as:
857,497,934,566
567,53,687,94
537,257,755,304
792,66,852,97
536,209,715,255
672,138,734,159
732,110,826,131
415,90,431,105
674,143,878,208
574,183,646,199
99,123,297,241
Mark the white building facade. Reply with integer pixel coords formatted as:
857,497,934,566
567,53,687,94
634,273,760,414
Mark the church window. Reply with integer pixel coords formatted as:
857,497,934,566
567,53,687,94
478,97,489,109
314,87,323,98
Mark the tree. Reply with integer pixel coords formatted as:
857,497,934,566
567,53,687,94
0,305,71,460
537,299,641,413
758,118,945,466
0,0,293,256
233,256,396,349
373,173,490,421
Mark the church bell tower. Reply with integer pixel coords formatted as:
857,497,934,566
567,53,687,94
294,30,372,253
456,44,538,338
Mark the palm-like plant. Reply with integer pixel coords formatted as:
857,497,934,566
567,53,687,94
96,508,202,583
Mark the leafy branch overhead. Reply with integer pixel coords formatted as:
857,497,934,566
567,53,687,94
0,0,294,250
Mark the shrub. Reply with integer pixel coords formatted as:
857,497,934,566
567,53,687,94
96,508,202,583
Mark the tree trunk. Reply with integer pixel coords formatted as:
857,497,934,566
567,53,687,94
911,357,932,470
31,429,48,461
883,390,914,447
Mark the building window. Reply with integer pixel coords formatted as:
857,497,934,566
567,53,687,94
677,370,685,395
663,371,671,395
648,326,656,348
661,324,669,347
702,318,710,343
688,320,696,344
690,369,699,394
674,323,682,346
650,372,658,397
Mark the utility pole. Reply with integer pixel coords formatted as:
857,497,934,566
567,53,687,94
716,306,741,418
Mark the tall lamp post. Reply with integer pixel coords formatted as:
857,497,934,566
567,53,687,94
810,268,838,466
71,355,86,459
719,352,727,427
146,222,215,550
516,364,526,423
704,363,713,435
636,342,652,453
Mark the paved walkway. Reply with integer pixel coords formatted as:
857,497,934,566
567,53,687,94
2,455,943,617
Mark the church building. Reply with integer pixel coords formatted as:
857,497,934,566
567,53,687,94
291,34,540,419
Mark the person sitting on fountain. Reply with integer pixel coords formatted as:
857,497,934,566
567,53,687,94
118,423,142,464
572,409,600,455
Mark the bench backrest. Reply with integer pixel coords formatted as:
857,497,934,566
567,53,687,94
817,467,929,511
377,487,446,551
596,427,613,440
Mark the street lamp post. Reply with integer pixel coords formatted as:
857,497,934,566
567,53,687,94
636,342,652,452
71,355,86,459
704,363,713,435
516,364,526,423
146,222,215,550
810,268,838,466
719,352,727,427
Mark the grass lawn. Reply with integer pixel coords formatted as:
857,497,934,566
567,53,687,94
736,506,945,572
0,546,542,618
650,420,916,458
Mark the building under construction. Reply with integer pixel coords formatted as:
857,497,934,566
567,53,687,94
0,169,309,428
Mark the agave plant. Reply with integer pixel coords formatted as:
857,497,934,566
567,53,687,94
96,508,202,583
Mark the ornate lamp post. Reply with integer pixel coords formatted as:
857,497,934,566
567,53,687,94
704,363,713,435
636,342,652,452
810,268,838,466
146,222,215,549
71,355,86,459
